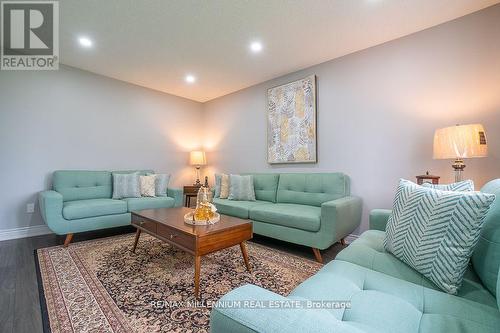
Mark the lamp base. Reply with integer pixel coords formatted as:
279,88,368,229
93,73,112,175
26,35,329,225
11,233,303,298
193,166,201,186
452,158,465,182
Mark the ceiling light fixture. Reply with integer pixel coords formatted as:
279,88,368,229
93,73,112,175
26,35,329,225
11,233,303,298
185,74,196,83
250,41,263,53
78,37,93,48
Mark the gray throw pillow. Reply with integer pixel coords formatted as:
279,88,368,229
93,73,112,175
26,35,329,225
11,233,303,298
214,174,222,198
228,174,256,201
421,179,474,191
154,174,170,196
384,179,495,294
112,172,141,199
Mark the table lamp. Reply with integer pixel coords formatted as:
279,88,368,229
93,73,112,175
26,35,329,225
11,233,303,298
433,124,488,182
190,151,207,186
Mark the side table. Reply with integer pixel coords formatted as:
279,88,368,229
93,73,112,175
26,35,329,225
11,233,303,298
183,185,201,207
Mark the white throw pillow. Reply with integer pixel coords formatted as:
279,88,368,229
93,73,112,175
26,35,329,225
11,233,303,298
140,175,156,197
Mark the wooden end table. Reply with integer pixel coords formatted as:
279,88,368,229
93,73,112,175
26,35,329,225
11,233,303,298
131,207,252,298
183,185,202,207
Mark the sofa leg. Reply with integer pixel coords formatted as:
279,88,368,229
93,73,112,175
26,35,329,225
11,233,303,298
64,233,73,247
340,238,346,246
312,248,323,264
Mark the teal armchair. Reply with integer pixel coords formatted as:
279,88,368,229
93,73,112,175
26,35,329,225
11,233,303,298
39,170,182,246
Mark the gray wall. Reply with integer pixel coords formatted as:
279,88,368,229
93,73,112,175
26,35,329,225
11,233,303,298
1,5,499,235
0,66,203,231
202,5,500,234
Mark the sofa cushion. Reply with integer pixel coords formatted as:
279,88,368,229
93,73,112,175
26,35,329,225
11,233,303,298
243,173,280,202
337,230,497,308
124,196,175,211
213,198,267,219
153,173,170,196
62,199,127,220
276,173,349,207
112,172,141,199
249,203,321,232
53,170,112,202
289,260,500,333
139,175,156,197
214,174,222,198
228,174,256,201
472,179,500,296
384,179,495,294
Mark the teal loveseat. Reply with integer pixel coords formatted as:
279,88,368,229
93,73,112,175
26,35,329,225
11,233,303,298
210,179,500,333
39,170,182,246
213,173,362,263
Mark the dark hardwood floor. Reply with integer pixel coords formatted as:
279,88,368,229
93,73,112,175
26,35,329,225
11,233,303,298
0,226,346,333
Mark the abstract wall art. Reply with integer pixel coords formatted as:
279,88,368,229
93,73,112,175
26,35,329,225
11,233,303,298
267,75,317,164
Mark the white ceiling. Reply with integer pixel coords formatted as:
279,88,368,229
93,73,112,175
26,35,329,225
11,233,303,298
60,0,500,102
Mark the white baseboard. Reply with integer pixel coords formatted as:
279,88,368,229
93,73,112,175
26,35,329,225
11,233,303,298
0,225,53,241
344,233,359,244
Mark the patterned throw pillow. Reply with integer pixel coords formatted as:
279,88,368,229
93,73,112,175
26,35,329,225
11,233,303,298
228,174,255,201
384,179,495,294
220,174,230,199
140,175,156,197
112,172,141,199
422,179,474,191
154,174,170,196
214,174,222,197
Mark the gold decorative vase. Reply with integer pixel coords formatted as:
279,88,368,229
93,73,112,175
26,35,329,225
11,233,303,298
185,187,219,225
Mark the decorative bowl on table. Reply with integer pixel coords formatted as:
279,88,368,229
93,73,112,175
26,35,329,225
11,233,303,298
184,211,220,225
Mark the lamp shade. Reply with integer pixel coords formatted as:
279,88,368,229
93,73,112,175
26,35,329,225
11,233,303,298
433,124,488,159
189,151,207,166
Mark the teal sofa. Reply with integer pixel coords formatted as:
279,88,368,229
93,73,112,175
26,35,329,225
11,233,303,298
39,170,182,246
213,173,362,263
210,179,500,333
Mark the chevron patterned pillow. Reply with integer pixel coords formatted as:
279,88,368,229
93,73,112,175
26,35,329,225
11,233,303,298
384,179,495,294
421,179,474,191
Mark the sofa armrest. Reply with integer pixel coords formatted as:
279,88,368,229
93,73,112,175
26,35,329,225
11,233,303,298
38,190,67,235
211,284,357,333
320,196,362,246
369,209,392,231
167,187,183,207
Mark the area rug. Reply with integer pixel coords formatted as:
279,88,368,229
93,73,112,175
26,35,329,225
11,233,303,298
35,233,322,332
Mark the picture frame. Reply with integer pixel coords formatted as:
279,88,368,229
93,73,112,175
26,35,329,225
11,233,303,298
267,75,317,164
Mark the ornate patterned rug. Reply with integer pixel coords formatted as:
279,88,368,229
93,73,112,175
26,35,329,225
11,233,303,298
35,233,322,332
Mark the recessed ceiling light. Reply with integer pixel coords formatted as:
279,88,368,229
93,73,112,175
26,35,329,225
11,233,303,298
78,37,93,48
185,74,196,83
250,41,263,53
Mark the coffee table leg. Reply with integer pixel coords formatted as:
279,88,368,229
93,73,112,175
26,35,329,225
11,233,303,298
132,228,141,253
194,255,201,298
240,242,251,272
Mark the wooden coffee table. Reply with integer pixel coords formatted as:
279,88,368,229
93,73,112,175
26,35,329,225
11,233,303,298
130,207,252,298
